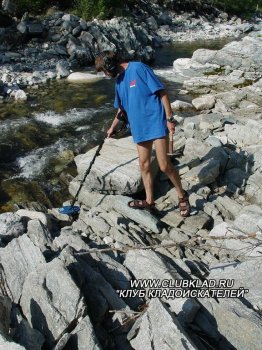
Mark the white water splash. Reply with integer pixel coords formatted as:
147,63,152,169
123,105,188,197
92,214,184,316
16,139,70,179
0,118,30,140
33,107,108,127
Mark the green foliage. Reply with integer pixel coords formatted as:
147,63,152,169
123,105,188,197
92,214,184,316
0,10,13,26
13,0,48,16
73,0,123,20
210,0,262,17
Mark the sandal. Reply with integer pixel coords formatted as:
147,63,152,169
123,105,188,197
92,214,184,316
128,200,155,210
178,191,191,217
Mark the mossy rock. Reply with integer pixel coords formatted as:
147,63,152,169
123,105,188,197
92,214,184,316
1,178,53,209
0,10,13,27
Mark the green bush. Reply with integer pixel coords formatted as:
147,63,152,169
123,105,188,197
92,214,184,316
210,0,262,17
73,0,123,20
13,0,48,16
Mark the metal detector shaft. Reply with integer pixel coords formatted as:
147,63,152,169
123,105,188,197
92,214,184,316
70,122,128,208
71,138,105,207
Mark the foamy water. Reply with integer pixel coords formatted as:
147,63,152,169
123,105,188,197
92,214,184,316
33,106,109,127
0,118,30,140
16,139,72,179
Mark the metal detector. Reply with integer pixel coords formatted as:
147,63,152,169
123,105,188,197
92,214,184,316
58,112,128,217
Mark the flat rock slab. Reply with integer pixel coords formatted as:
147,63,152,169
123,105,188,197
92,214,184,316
209,259,262,310
0,212,25,244
0,334,26,350
0,235,45,303
67,72,103,82
68,187,161,234
198,295,262,350
20,257,86,347
124,249,200,323
73,136,158,194
130,298,198,350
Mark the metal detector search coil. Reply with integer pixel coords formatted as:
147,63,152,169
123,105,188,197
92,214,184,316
58,205,80,216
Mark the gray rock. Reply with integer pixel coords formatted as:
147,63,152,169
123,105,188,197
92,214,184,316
53,226,89,251
63,250,130,324
16,209,51,229
206,136,222,147
0,334,26,350
0,235,45,303
192,95,215,110
17,22,27,34
69,185,161,234
72,136,158,195
183,137,212,159
14,89,27,101
245,144,262,172
0,295,12,336
146,16,158,31
65,315,102,350
124,249,200,324
233,205,262,234
27,219,53,252
2,0,15,13
179,212,211,234
160,211,184,228
66,36,93,65
171,100,192,111
213,195,242,220
223,168,248,187
209,221,245,238
56,60,70,78
20,257,86,347
245,172,262,205
197,295,262,350
13,319,45,350
224,119,262,147
183,158,220,185
0,212,25,244
130,298,198,350
78,207,111,235
88,251,132,291
209,259,262,310
62,14,79,22
27,23,43,36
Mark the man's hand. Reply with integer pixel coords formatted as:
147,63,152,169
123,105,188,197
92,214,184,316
107,127,115,138
167,121,175,134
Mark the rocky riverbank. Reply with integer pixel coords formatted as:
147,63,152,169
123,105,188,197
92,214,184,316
1,33,262,349
0,2,261,102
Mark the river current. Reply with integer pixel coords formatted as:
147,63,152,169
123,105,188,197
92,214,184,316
0,38,232,212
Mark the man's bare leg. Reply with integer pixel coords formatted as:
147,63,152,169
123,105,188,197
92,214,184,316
154,137,185,197
136,140,154,205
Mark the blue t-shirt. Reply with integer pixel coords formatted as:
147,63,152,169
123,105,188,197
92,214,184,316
114,62,168,143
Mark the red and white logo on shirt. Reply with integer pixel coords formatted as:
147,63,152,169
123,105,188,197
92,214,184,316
130,79,136,88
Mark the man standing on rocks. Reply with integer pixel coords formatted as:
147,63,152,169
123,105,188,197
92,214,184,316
95,51,190,217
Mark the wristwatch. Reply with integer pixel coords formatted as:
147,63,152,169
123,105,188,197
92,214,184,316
166,115,176,123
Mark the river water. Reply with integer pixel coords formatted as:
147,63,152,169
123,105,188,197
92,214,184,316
0,38,233,212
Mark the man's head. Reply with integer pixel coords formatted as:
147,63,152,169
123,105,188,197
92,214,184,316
95,51,119,78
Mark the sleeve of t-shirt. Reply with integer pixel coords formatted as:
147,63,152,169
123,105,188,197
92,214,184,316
140,64,165,94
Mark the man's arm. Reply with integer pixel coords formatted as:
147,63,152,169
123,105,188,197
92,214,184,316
107,108,121,137
158,89,175,133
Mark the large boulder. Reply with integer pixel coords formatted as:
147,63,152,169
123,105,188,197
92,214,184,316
0,212,25,245
209,259,262,311
0,235,45,303
0,334,26,350
71,136,158,195
174,35,262,92
124,249,200,324
20,257,87,347
129,298,198,350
